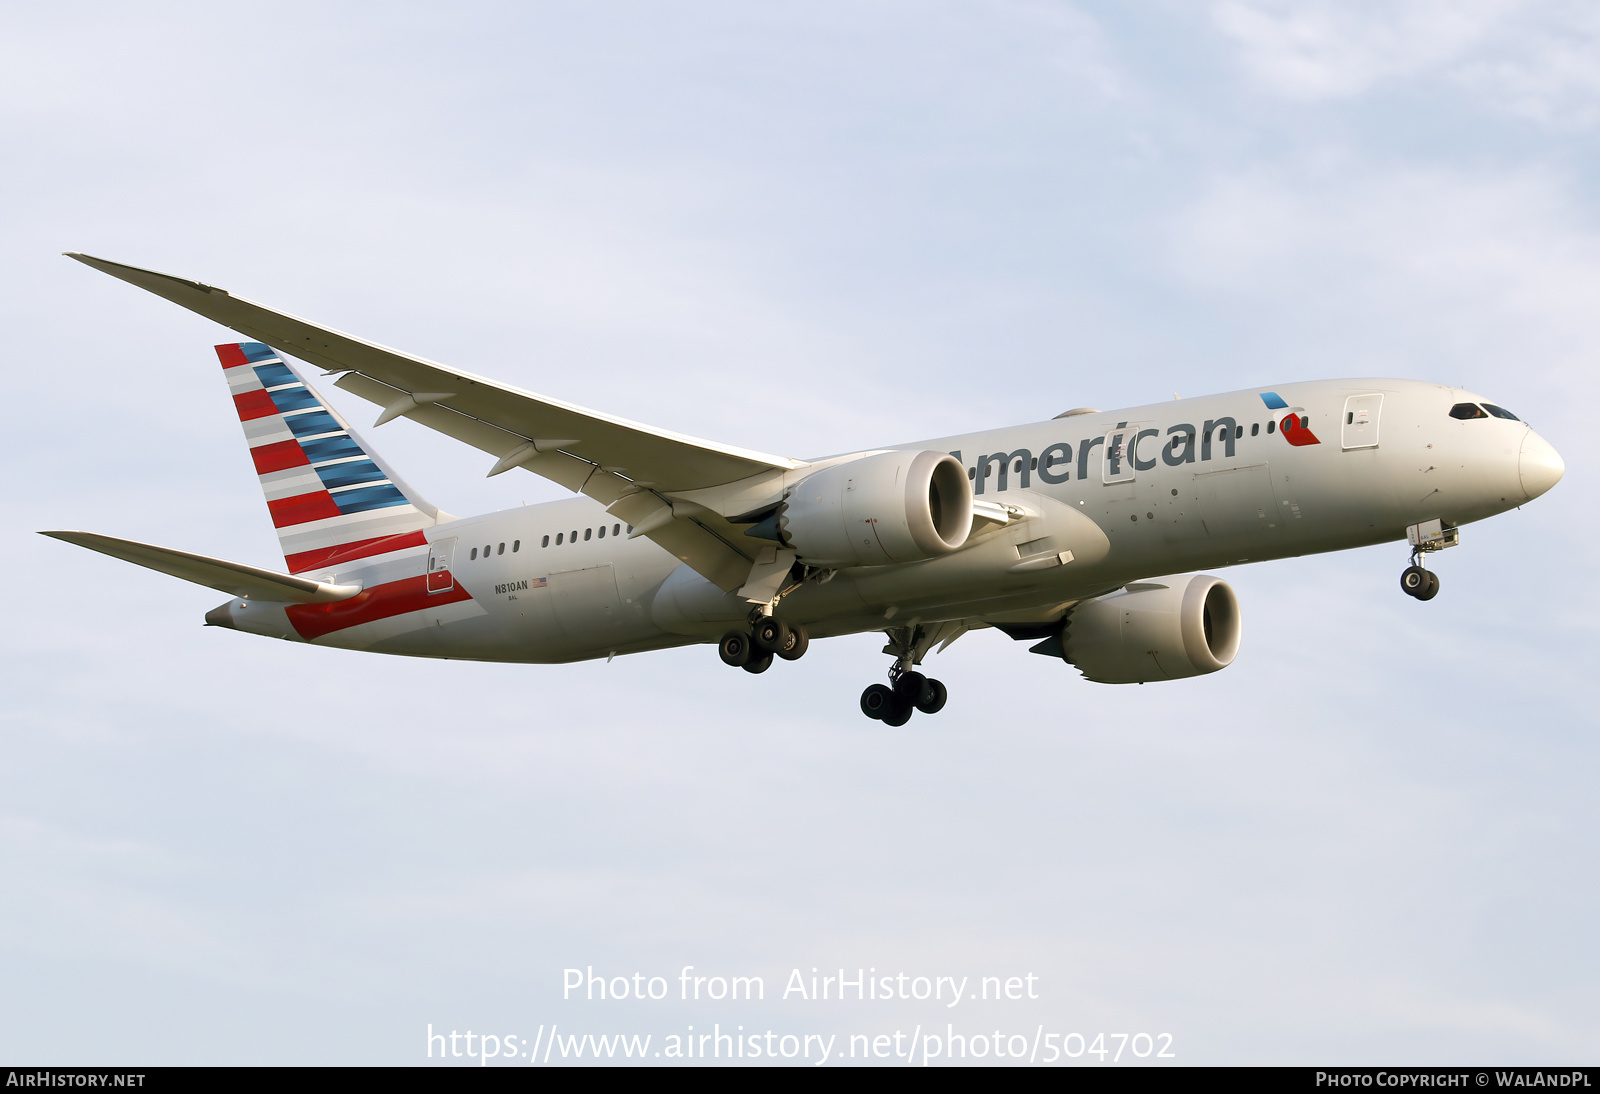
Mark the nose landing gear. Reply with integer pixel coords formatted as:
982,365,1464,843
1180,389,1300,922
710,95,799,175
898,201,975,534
1400,562,1439,600
1400,520,1457,601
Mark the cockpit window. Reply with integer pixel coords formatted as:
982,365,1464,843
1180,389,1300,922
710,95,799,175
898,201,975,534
1482,403,1521,421
1449,403,1488,420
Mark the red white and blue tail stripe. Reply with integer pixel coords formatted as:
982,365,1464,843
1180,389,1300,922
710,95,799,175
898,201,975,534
217,342,441,574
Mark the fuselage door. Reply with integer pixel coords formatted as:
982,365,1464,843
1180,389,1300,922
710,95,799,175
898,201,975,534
426,537,456,593
1342,394,1383,450
549,564,626,649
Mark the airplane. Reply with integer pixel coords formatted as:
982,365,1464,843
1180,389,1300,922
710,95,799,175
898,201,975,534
45,254,1565,725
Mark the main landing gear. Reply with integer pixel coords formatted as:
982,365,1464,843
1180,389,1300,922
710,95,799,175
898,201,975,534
859,623,950,725
860,670,947,726
718,616,809,675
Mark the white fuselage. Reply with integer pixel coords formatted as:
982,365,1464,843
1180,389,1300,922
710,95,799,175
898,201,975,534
212,378,1559,662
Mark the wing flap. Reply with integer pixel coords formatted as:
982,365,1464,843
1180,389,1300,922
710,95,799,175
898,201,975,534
42,531,362,604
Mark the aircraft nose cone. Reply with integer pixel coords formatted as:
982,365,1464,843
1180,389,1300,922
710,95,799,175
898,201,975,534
1519,430,1564,501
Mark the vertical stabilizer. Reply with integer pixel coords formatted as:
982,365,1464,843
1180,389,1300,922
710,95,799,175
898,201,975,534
217,342,445,574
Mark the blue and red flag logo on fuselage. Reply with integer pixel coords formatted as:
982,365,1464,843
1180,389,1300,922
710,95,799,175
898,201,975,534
1261,392,1320,446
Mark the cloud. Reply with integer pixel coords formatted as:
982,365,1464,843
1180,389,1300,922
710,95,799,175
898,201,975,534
1210,0,1517,99
1211,0,1600,125
1452,3,1600,126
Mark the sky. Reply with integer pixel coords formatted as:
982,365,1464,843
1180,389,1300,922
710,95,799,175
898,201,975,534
2,0,1597,1067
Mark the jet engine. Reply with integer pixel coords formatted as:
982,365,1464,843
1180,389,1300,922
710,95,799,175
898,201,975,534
1055,574,1241,684
777,450,973,568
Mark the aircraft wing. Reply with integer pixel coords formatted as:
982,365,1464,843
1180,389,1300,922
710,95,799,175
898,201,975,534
68,253,807,591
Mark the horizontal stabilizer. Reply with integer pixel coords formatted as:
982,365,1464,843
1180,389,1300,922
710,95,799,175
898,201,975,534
40,531,362,604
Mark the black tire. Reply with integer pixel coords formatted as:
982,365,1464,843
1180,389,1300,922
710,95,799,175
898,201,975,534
776,625,809,661
860,683,894,720
880,700,913,727
718,631,752,667
1400,566,1429,597
1417,571,1440,601
894,671,927,703
915,678,948,715
752,617,790,654
743,652,774,674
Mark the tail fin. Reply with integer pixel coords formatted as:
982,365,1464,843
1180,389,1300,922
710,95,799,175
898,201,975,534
217,342,447,574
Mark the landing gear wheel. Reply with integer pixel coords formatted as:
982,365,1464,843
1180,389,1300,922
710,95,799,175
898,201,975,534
860,683,894,720
894,671,927,703
752,617,790,654
1400,566,1429,598
915,678,948,715
1417,571,1440,601
880,700,913,727
743,652,773,674
718,631,752,666
776,625,809,661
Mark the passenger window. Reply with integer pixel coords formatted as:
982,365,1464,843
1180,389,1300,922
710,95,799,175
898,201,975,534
1013,460,1023,474
1030,457,1037,470
1450,402,1488,419
571,530,577,541
968,467,975,479
1300,416,1308,429
1267,420,1275,434
1251,423,1259,436
1483,403,1521,421
613,524,621,536
597,525,606,539
556,533,563,545
585,528,592,541
484,544,491,557
542,535,549,547
513,540,520,552
627,525,634,534
497,543,505,555
1235,425,1243,439
470,547,478,560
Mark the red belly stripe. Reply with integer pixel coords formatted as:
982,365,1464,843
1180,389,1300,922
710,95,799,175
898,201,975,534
286,575,473,640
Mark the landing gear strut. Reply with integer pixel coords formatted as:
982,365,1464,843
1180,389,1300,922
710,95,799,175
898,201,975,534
1400,550,1440,601
860,624,951,725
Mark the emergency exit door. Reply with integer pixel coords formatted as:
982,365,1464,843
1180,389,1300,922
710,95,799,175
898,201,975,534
426,538,456,593
1342,394,1383,450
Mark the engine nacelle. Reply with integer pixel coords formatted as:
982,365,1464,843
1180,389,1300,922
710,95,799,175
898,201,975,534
779,450,973,568
1058,574,1241,684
